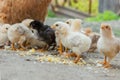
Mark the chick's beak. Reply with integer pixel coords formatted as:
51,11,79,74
101,26,105,30
51,25,55,29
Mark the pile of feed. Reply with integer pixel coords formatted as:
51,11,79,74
18,49,86,66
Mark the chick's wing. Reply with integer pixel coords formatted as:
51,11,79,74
68,35,83,47
40,27,55,42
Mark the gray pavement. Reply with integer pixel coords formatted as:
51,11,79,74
0,50,120,80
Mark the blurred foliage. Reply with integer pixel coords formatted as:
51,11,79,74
47,10,56,18
85,11,120,22
70,0,98,15
51,0,98,16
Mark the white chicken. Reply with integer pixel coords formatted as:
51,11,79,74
52,22,91,63
8,23,48,50
97,23,120,68
63,19,83,53
0,24,11,48
66,19,100,52
51,19,76,54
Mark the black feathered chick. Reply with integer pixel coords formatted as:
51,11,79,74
30,20,56,50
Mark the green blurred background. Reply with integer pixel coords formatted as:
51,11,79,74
48,0,120,22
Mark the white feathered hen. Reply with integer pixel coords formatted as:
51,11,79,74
0,24,11,48
52,22,91,63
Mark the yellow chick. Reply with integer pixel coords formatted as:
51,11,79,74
0,24,11,47
52,22,91,63
84,28,100,52
97,23,120,68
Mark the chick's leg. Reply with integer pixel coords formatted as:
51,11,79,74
65,48,68,52
11,43,16,50
58,42,63,54
104,58,111,68
74,54,80,63
19,43,26,51
64,48,70,57
39,45,48,52
99,56,107,65
18,36,26,51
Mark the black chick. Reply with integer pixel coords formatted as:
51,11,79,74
30,20,56,50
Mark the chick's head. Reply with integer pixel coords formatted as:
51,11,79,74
13,24,25,35
51,22,69,36
21,19,34,28
51,22,68,30
71,19,82,31
0,24,11,33
30,20,43,30
84,28,92,36
100,23,113,37
65,19,74,26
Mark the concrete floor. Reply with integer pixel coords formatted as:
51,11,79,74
0,49,120,80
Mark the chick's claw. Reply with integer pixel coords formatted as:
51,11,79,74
19,48,26,51
39,49,46,52
104,62,111,68
64,52,77,58
99,61,108,66
63,52,71,58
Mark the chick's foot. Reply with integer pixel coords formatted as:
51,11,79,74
11,43,16,51
38,49,46,52
74,54,81,63
57,47,63,55
18,48,26,51
99,56,107,66
104,62,111,68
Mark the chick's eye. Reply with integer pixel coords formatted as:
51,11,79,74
105,26,109,29
56,24,59,27
6,28,8,30
66,22,69,24
31,30,34,33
